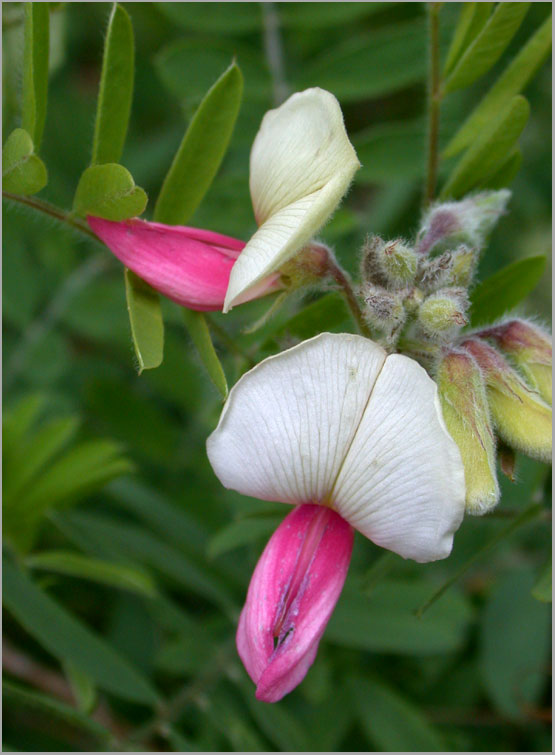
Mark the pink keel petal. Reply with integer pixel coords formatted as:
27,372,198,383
237,503,353,703
88,216,244,311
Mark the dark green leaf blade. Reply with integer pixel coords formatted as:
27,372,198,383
2,128,47,195
532,556,552,603
441,95,529,199
349,675,445,751
124,269,164,373
154,61,243,225
2,557,159,704
3,680,110,746
444,14,552,157
73,163,147,220
91,3,134,165
444,3,530,94
470,255,546,327
481,147,522,190
208,515,283,559
22,2,49,149
183,310,228,399
26,550,157,597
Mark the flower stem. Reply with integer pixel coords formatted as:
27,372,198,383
326,256,374,340
2,191,98,241
424,2,443,207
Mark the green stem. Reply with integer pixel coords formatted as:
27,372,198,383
2,191,98,241
326,257,374,339
206,314,256,369
424,2,443,206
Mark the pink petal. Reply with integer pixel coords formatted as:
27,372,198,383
237,503,353,703
88,216,278,311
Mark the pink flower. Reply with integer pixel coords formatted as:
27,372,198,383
237,503,353,703
87,216,280,311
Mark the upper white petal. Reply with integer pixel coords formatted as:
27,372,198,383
223,89,360,312
332,354,465,562
206,333,386,505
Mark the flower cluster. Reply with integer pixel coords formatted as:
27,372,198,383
88,87,551,703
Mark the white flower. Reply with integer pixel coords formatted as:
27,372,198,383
207,333,466,562
223,88,360,312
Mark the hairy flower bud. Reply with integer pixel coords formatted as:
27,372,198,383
418,288,469,340
363,286,405,333
361,236,417,289
417,190,510,256
463,338,552,463
437,349,499,514
478,319,552,404
280,241,331,289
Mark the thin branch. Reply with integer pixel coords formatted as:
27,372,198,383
326,256,374,340
3,191,99,241
424,3,442,206
261,1,289,105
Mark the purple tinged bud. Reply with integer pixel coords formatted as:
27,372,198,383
237,503,353,703
478,319,552,404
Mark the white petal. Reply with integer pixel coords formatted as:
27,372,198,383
332,354,466,562
206,333,386,506
223,89,360,312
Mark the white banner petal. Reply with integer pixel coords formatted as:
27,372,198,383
332,354,465,562
223,89,360,311
207,334,386,505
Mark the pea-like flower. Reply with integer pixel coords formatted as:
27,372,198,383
207,333,465,701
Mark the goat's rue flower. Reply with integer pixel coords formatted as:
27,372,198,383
207,333,465,701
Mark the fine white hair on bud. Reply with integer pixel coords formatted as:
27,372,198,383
417,288,469,341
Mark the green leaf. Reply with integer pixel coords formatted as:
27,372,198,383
2,128,47,195
124,269,164,373
2,394,47,457
444,3,530,94
22,2,49,149
280,2,387,29
157,2,262,34
354,119,426,183
532,556,551,603
73,163,147,221
154,61,243,225
349,675,445,751
91,3,134,165
480,568,551,718
327,580,472,655
3,680,109,746
297,20,427,102
208,515,283,559
444,14,552,157
26,550,156,597
62,661,97,715
262,292,350,351
240,681,310,751
183,310,228,400
443,3,494,77
2,557,159,704
440,95,529,199
470,255,546,327
481,147,522,190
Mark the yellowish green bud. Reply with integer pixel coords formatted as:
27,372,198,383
418,288,469,340
361,236,417,289
464,338,552,463
437,349,499,515
280,242,331,289
448,245,478,288
479,319,552,404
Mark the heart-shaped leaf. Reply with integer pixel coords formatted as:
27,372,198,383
73,163,147,220
2,128,47,195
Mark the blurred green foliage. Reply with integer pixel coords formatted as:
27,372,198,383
2,3,551,751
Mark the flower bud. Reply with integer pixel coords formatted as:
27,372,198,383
463,338,552,463
280,241,331,289
363,286,405,333
418,288,469,340
478,319,552,404
361,236,417,289
437,349,499,514
417,190,510,255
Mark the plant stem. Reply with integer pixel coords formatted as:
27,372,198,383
207,314,256,369
261,1,289,105
424,2,442,206
2,191,99,241
326,256,374,339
